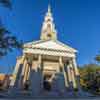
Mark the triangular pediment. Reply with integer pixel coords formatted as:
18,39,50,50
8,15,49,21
24,40,77,53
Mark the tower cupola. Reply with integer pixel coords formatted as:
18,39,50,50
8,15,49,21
40,5,57,40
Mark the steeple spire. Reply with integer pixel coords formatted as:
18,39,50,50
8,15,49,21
48,4,51,13
40,4,57,40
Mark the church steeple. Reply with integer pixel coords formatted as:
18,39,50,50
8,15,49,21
40,5,57,40
48,4,51,13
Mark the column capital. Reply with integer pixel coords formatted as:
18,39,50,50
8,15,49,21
38,55,42,62
59,56,63,66
38,55,42,69
38,54,42,59
19,55,25,64
69,60,72,64
66,59,73,66
26,55,34,65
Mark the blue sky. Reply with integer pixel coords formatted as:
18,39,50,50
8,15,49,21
0,0,100,73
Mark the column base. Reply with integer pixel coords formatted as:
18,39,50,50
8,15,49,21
68,81,73,91
76,75,81,91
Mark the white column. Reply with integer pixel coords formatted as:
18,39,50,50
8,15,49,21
10,56,25,86
38,55,43,89
29,57,34,90
30,55,42,95
21,59,27,77
38,55,41,69
20,58,28,87
69,61,77,88
72,58,81,90
59,57,69,88
26,66,30,81
23,63,29,83
10,60,20,86
26,56,33,81
67,64,72,83
72,58,79,76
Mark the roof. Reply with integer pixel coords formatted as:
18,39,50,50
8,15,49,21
23,39,77,53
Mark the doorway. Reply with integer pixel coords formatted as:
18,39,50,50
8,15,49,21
43,74,52,91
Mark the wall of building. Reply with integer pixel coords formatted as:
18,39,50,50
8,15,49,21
0,74,11,90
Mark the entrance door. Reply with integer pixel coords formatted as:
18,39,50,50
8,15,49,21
43,74,52,91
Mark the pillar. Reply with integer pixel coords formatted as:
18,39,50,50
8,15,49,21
23,63,29,83
37,55,43,93
72,58,80,90
38,54,43,80
26,65,30,81
30,55,42,95
38,55,41,69
20,58,27,87
72,58,79,76
26,55,33,78
59,57,69,89
69,61,77,89
21,59,27,78
67,62,73,90
9,55,25,93
10,60,20,87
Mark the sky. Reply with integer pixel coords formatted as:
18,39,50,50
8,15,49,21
0,0,100,73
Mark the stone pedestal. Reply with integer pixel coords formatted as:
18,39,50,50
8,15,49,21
30,68,41,96
9,64,23,96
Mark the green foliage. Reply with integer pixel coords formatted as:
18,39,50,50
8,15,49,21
0,0,11,8
0,0,22,57
79,64,100,95
0,27,22,57
95,54,100,63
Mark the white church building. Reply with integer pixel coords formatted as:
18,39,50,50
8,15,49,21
9,5,81,97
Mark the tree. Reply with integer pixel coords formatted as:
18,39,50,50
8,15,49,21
0,0,22,57
0,27,22,57
79,64,100,95
0,0,11,8
95,54,100,63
